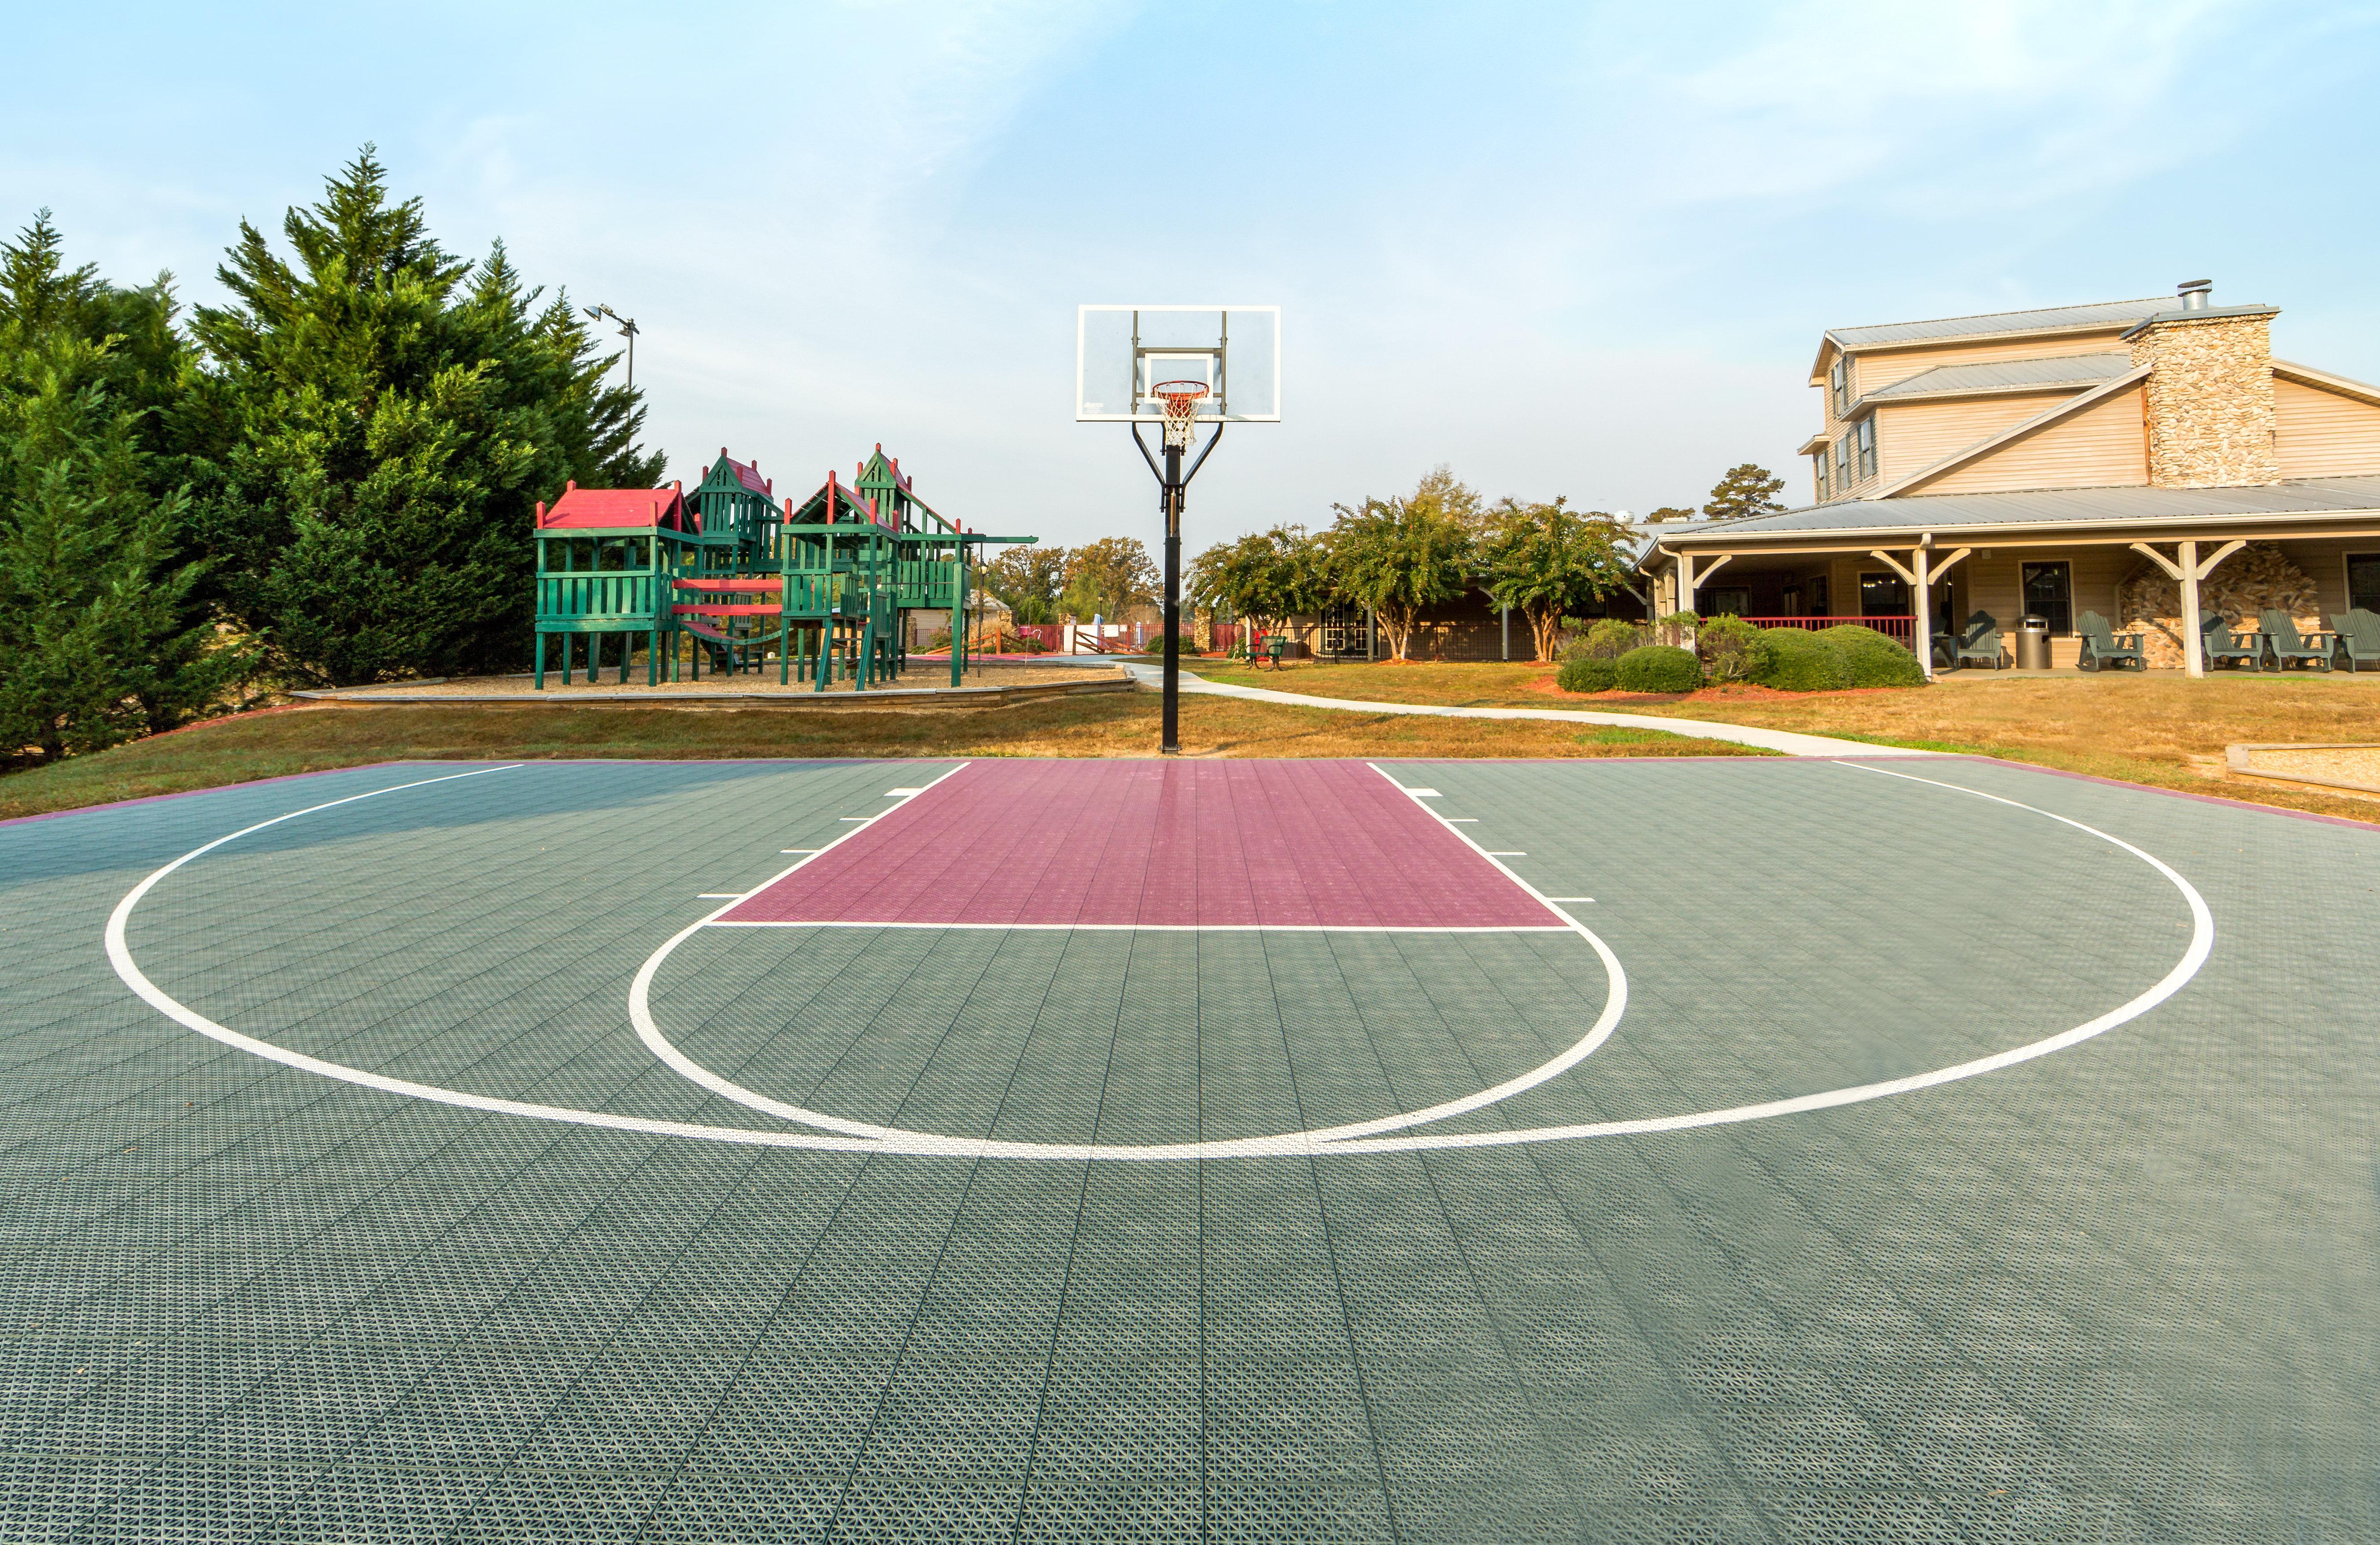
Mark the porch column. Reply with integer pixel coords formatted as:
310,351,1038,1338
2178,539,2203,679
1500,604,1510,661
1912,546,1933,682
1675,553,1695,623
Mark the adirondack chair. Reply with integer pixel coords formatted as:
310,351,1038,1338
2257,608,2334,671
2325,608,2380,672
1933,609,2008,666
2200,612,2262,671
2075,610,2145,671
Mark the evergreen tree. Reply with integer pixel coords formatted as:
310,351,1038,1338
1701,464,1786,522
0,328,243,766
188,148,662,685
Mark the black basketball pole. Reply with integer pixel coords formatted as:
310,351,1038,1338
1135,420,1223,758
1161,441,1183,754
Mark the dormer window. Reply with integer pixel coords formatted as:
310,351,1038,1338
1829,355,1851,417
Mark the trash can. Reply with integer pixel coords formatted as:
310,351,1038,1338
2015,614,2052,670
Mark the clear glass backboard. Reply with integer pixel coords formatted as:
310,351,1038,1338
1075,306,1280,423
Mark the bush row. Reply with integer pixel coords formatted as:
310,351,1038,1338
1556,621,1923,694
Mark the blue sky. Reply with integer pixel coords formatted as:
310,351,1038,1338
8,0,2379,547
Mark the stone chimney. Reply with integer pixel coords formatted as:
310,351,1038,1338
2125,280,2280,488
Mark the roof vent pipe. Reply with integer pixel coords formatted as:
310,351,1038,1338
2178,278,2213,311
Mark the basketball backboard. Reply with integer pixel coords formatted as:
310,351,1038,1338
1075,305,1280,423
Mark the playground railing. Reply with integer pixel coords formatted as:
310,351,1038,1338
538,573,659,623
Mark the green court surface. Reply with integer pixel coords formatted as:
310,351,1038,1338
0,756,2373,1541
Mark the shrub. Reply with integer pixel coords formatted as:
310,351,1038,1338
1749,624,1924,690
1556,655,1617,693
1614,644,1702,693
1819,624,1926,687
1757,629,1853,691
1573,618,1646,660
1694,615,1774,683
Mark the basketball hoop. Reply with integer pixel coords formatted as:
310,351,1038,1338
1153,380,1208,451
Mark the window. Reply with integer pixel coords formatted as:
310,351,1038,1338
1829,355,1850,417
1859,572,1910,616
1705,587,1750,617
1319,603,1369,657
1807,575,1830,616
2022,561,2073,634
1837,433,1856,487
1813,446,1831,501
2349,553,2380,612
1856,417,1877,479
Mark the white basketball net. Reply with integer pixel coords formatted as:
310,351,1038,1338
1154,382,1207,451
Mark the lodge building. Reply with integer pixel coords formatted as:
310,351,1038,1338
1637,282,2380,673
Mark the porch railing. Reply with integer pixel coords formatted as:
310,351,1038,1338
1739,615,1915,647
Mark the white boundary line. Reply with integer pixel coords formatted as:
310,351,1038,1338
102,766,880,1156
1313,761,2217,1153
623,764,1630,1158
103,758,2214,1163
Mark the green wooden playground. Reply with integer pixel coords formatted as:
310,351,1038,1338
533,446,1033,690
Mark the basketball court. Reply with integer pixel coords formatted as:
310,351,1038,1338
3,752,2373,1539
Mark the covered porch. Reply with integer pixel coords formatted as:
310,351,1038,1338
1641,483,2380,678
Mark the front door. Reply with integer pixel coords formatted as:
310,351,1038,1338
2022,561,2073,634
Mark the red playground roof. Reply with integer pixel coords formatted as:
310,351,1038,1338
537,483,693,531
717,449,771,495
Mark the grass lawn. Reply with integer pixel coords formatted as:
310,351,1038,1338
0,692,1762,822
1201,658,2380,824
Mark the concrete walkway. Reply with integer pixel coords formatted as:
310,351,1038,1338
1121,662,1938,758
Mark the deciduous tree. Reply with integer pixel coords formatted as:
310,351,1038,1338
1189,525,1325,645
1323,469,1478,661
1060,535,1158,620
1477,496,1630,661
983,544,1065,624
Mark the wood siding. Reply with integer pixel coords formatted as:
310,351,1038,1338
1875,393,2074,484
1913,384,2148,496
2269,537,2380,619
1852,332,2138,395
2273,377,2380,479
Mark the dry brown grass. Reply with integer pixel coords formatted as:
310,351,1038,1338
0,692,1760,822
1201,659,2380,824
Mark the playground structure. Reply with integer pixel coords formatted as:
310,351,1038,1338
532,447,1033,690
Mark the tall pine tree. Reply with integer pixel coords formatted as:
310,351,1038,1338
0,254,241,767
189,148,662,685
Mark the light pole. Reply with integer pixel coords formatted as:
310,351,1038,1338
584,303,640,392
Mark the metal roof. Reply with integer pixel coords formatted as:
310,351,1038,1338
2119,302,2279,339
1829,298,2167,350
1863,352,2135,402
1649,476,2380,544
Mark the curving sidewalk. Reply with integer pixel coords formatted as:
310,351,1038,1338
1121,662,1937,758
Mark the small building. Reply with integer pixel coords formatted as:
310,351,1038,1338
1271,586,1645,663
1637,282,2380,673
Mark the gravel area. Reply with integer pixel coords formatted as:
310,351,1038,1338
2243,745,2380,789
329,662,1119,698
